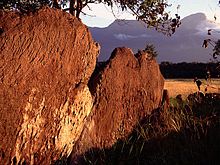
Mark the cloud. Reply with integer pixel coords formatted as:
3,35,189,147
114,33,150,40
195,20,220,35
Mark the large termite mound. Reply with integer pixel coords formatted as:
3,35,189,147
0,7,165,165
0,8,99,164
71,48,164,161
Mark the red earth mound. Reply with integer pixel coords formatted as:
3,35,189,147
0,7,99,164
70,48,164,162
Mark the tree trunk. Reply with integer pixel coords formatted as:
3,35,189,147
69,0,76,16
53,0,61,9
76,0,83,18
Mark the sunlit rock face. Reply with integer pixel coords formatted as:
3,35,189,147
70,48,164,161
0,7,164,165
0,7,99,164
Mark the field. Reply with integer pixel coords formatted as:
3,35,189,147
58,79,220,164
165,79,220,99
71,79,220,165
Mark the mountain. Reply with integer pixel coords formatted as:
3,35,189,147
89,13,220,63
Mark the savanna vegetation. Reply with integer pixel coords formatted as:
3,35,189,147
58,90,220,165
71,67,220,164
165,79,220,99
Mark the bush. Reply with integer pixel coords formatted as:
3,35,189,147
144,44,158,58
136,43,158,59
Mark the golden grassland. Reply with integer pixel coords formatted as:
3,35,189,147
67,79,220,165
165,79,220,98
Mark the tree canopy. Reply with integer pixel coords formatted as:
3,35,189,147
0,0,180,35
140,43,158,59
0,0,53,12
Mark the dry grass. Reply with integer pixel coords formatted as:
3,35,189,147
80,94,220,165
66,79,220,165
165,79,220,99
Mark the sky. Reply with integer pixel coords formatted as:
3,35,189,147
80,0,220,27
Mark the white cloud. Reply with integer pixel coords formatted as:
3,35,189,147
81,3,135,27
114,33,150,40
195,19,220,35
114,34,136,40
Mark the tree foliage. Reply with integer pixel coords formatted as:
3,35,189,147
143,43,158,58
0,0,181,35
0,0,53,12
136,43,158,60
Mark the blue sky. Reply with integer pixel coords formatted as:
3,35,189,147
80,0,220,27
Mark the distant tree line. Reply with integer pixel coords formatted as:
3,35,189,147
160,62,220,79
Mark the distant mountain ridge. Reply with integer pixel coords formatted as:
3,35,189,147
89,13,220,63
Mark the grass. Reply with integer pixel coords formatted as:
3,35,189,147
165,79,220,99
79,86,220,165
56,79,220,165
